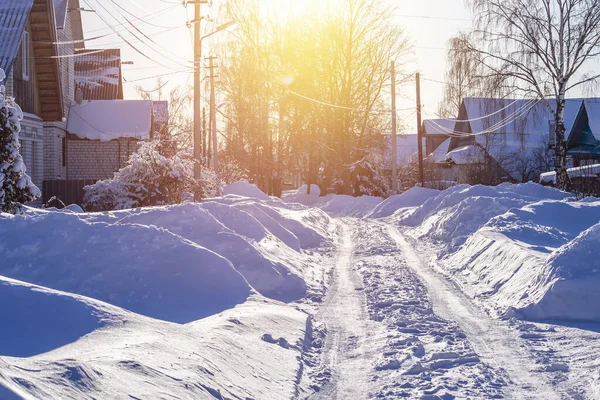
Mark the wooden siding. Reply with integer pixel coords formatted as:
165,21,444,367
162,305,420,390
29,0,63,121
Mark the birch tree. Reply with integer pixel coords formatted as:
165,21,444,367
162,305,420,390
468,0,600,189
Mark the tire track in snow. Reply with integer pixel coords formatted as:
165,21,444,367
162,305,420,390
386,223,563,400
308,221,384,400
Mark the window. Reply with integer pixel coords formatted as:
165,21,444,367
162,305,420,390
19,31,30,81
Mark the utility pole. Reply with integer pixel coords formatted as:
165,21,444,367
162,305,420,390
193,1,206,180
391,61,398,194
416,72,424,186
207,55,219,173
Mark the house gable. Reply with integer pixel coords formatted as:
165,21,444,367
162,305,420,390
29,0,64,121
567,101,600,158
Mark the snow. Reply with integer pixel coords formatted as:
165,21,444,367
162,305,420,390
366,186,439,218
382,182,600,322
0,190,332,399
446,144,486,164
66,100,153,141
540,163,600,184
4,177,600,397
223,180,271,200
0,210,253,323
423,118,456,135
316,194,383,217
426,137,451,163
281,184,321,205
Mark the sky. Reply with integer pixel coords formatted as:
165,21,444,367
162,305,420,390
80,0,473,134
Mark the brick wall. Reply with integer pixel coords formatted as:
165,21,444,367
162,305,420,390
66,138,142,180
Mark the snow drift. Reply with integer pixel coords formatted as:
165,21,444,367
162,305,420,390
388,183,600,322
367,187,439,218
0,210,253,323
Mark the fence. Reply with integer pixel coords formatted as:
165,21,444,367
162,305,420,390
42,179,97,208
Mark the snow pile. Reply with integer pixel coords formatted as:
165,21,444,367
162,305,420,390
114,203,308,302
521,222,600,321
393,182,600,322
397,183,571,251
0,211,252,323
317,194,383,217
223,181,271,200
281,184,321,205
0,191,327,398
366,186,439,218
443,199,600,321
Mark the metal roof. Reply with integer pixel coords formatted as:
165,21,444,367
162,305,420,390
74,49,123,100
0,0,34,82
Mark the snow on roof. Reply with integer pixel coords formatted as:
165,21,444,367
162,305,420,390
0,0,34,81
446,145,486,165
581,99,600,141
463,97,583,139
53,0,68,29
423,119,455,135
540,163,600,184
426,137,451,163
67,100,153,141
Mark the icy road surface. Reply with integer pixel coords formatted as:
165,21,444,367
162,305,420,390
308,219,565,399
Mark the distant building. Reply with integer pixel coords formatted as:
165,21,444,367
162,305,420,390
422,119,455,155
566,99,600,165
440,97,590,184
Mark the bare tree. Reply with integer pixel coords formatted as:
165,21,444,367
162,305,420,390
136,78,193,148
468,0,600,190
438,33,485,117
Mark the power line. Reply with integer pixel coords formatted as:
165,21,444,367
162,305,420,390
287,90,415,114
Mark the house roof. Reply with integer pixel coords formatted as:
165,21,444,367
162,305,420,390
0,0,34,82
74,48,123,100
53,0,67,29
579,99,600,142
422,118,455,135
447,145,486,165
426,137,451,163
67,100,153,141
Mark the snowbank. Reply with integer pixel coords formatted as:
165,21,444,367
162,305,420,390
0,295,312,400
520,222,600,321
223,181,271,200
0,211,252,323
435,194,600,322
317,194,383,217
281,184,321,205
366,187,439,218
116,203,308,302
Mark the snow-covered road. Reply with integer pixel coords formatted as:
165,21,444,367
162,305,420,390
308,218,566,399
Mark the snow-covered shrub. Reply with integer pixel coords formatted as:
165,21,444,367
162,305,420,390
0,68,40,213
332,158,389,197
83,141,222,211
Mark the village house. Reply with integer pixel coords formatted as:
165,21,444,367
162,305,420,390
0,0,162,206
429,97,594,185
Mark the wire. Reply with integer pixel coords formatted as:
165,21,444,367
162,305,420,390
105,0,194,66
287,90,415,114
82,0,188,71
424,99,541,137
394,13,472,22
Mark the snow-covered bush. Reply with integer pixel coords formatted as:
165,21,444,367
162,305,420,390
0,68,40,213
83,141,221,211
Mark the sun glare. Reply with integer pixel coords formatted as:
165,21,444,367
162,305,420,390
259,0,325,22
